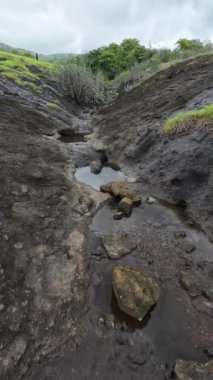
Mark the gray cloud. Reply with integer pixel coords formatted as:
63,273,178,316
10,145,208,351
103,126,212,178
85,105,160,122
0,0,212,54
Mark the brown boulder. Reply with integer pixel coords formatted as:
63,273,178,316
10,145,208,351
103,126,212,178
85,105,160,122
112,266,160,321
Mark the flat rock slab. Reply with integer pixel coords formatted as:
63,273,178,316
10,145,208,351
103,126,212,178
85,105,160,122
174,359,213,380
102,234,137,259
112,266,160,321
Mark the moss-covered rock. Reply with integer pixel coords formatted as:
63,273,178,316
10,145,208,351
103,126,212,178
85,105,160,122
118,197,133,216
112,266,160,321
100,181,141,206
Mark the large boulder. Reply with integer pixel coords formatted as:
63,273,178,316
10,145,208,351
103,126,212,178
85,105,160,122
112,266,160,321
174,359,213,380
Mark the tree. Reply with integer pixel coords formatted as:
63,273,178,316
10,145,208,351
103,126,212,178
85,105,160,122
175,38,203,50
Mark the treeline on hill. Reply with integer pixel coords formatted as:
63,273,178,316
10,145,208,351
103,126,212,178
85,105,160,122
1,39,212,105
56,38,213,105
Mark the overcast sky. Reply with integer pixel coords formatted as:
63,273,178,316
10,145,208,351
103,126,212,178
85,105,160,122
0,0,213,54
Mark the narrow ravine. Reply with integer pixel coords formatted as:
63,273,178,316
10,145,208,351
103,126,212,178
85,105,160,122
28,112,213,380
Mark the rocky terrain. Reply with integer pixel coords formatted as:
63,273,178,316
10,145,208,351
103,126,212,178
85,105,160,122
0,53,213,380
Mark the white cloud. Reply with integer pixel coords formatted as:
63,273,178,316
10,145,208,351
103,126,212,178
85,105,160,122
0,0,212,54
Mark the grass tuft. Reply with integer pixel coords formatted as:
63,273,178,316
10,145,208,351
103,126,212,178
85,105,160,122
47,102,60,110
163,104,213,134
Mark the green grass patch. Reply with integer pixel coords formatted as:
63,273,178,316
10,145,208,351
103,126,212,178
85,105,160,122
47,102,60,110
163,104,213,134
0,50,54,92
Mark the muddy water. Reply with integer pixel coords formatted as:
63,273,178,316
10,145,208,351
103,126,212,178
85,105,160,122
74,166,127,190
29,196,213,380
58,132,87,143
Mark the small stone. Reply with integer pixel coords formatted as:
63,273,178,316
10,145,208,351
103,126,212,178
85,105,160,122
203,287,213,301
0,304,5,312
90,160,103,175
174,231,186,239
146,196,156,204
118,197,133,216
179,272,198,297
14,242,23,250
174,359,213,380
100,182,113,193
113,211,123,220
21,185,28,194
98,314,115,329
112,266,160,321
183,242,196,253
102,234,136,259
204,345,213,358
127,177,137,183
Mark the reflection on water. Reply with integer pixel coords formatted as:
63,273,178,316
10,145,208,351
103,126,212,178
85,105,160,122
74,166,127,191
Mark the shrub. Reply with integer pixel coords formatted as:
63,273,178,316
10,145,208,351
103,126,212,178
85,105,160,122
56,62,104,105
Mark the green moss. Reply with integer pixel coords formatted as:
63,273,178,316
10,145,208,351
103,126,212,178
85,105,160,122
163,104,213,133
47,102,60,110
0,50,54,92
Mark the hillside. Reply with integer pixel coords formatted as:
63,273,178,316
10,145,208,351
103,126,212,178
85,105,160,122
94,53,213,239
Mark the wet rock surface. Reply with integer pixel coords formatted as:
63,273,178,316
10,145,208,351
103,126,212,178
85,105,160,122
1,54,213,380
0,78,106,379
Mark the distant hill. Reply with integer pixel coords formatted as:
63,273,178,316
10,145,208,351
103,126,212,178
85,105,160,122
0,42,15,51
0,42,75,61
41,53,75,61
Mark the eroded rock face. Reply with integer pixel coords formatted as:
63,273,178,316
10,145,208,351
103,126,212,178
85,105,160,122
174,359,213,380
112,266,160,321
0,84,99,380
95,54,213,240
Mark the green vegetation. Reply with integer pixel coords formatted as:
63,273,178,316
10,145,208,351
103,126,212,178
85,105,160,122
163,104,213,134
0,50,54,92
83,38,213,80
1,37,213,103
56,62,104,105
64,37,213,100
47,102,60,110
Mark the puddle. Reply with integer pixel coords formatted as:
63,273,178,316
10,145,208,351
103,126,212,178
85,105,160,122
91,199,213,261
89,197,213,363
58,132,88,143
74,166,127,191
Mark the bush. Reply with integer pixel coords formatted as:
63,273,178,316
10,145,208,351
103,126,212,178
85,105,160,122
56,62,104,105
